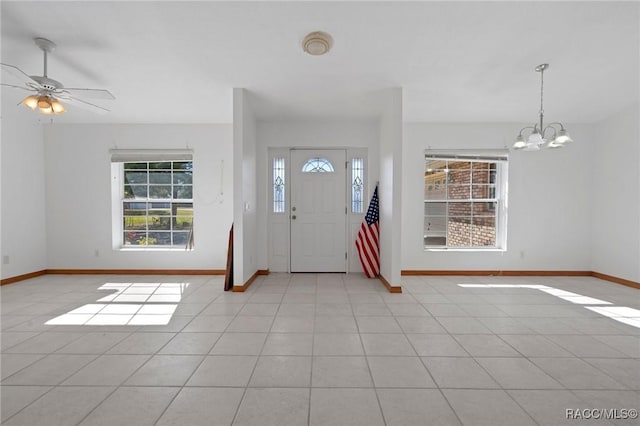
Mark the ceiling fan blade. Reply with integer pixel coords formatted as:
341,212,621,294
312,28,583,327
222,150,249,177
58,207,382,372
57,95,110,115
1,63,40,88
0,82,33,92
61,87,115,100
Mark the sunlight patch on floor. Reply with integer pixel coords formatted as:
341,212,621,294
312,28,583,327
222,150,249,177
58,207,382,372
458,283,638,328
45,282,187,326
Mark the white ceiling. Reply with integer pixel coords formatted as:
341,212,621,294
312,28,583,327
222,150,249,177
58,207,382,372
1,1,638,124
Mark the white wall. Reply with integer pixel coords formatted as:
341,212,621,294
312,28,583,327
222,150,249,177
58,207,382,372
44,123,233,270
402,122,594,271
1,94,47,279
378,88,403,285
256,119,380,272
591,104,640,282
233,89,258,284
6,97,634,283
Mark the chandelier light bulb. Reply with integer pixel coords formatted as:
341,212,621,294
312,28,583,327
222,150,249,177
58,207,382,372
527,130,544,144
554,129,573,144
513,135,526,150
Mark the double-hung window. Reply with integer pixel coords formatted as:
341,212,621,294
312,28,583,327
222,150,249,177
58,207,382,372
111,150,194,250
424,150,508,249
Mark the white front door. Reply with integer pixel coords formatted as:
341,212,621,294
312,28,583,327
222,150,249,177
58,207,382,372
290,149,346,272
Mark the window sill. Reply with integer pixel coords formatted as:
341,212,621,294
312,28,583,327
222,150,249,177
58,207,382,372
424,248,505,253
119,247,193,252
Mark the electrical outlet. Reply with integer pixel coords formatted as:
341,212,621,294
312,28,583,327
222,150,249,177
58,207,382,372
94,249,100,257
2,255,9,265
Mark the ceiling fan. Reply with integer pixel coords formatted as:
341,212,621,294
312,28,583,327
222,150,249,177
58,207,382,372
1,37,115,115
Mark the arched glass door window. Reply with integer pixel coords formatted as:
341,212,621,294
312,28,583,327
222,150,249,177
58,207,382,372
302,157,335,173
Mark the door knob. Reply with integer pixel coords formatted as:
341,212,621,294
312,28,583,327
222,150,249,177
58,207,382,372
292,206,297,211
292,215,297,220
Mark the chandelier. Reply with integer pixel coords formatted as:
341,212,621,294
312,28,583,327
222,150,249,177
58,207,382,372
513,64,573,151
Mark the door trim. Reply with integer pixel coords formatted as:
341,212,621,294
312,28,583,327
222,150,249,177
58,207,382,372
267,147,368,273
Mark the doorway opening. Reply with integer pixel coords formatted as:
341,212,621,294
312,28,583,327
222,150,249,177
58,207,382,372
268,147,368,273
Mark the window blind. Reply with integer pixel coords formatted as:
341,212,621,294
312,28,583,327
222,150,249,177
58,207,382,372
110,149,193,163
425,149,508,163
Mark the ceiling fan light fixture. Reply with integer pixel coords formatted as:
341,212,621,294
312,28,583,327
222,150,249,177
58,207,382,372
303,31,333,55
22,95,39,110
51,98,65,114
37,95,51,109
39,105,53,115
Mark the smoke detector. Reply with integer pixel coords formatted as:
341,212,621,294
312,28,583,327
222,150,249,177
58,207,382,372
302,31,333,55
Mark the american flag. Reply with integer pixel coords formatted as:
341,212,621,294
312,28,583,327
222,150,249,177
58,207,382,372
355,185,380,278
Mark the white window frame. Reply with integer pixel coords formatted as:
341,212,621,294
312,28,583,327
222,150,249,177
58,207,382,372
267,148,291,272
110,149,194,251
301,157,335,173
424,150,508,251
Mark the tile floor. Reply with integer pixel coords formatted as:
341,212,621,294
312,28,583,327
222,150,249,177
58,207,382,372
1,273,638,425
